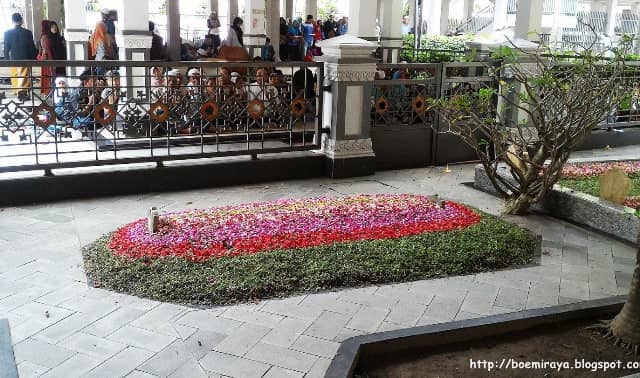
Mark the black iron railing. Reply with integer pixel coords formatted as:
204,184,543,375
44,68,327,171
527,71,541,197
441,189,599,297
0,60,322,173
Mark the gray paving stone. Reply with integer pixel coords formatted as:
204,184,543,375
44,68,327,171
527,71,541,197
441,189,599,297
298,293,361,315
33,312,98,344
13,339,76,368
525,295,559,309
562,246,588,266
219,307,284,328
561,264,590,282
130,303,187,331
455,311,482,320
490,305,518,315
182,329,228,360
345,306,389,332
126,370,160,378
560,279,590,300
138,343,193,377
420,296,463,322
337,290,398,308
376,321,409,333
213,323,270,357
615,271,633,290
528,280,559,298
166,361,208,378
333,327,368,342
263,365,304,377
384,300,427,326
108,326,176,353
304,357,331,378
84,347,154,378
494,287,528,310
303,311,352,340
559,296,582,305
290,335,340,359
60,332,127,360
34,283,91,306
39,353,101,378
17,361,49,378
259,301,323,321
261,318,311,348
199,351,271,378
83,307,147,338
244,342,317,372
175,311,242,335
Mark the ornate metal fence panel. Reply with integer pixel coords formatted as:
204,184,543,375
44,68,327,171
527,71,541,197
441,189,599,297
371,63,441,128
0,60,322,173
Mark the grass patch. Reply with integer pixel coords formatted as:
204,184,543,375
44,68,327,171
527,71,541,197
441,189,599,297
558,173,640,198
83,213,537,306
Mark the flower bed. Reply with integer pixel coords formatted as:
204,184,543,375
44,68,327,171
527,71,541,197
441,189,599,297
559,162,640,212
109,195,481,261
83,195,536,305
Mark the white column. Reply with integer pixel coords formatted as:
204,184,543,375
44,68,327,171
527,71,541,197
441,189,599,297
305,0,317,17
266,0,280,60
463,0,474,20
348,0,379,40
606,0,617,36
285,0,294,19
167,0,181,61
424,0,449,35
229,0,239,19
551,0,563,44
493,0,509,30
64,0,89,74
381,0,403,62
46,0,63,25
211,0,219,13
243,0,266,52
514,0,544,40
114,0,152,98
30,0,44,40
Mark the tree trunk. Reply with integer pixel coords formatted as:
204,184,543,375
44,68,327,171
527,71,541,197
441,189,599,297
505,193,533,215
609,238,640,348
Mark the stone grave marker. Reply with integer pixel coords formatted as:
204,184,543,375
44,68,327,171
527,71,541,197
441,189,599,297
599,168,632,205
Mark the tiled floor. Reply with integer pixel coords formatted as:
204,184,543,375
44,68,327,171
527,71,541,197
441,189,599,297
0,145,637,377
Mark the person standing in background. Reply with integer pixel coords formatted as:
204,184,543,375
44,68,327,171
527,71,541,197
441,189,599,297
149,21,166,60
301,15,314,57
338,17,348,36
224,17,244,47
4,13,37,100
39,20,67,95
207,11,221,52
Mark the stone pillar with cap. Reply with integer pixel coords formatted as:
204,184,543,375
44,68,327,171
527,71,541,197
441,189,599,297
113,0,152,100
316,35,378,178
64,0,89,76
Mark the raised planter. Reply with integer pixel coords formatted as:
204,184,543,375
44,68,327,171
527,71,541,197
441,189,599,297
327,296,627,377
474,164,640,244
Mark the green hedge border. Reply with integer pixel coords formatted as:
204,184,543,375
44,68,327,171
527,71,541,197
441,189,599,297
82,213,538,306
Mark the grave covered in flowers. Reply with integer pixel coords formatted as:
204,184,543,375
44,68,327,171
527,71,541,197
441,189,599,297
84,194,535,305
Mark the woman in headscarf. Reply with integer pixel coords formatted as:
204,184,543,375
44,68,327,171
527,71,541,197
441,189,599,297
91,20,114,75
224,17,244,47
39,20,67,95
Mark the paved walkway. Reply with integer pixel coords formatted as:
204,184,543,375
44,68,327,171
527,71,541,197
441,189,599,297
0,147,637,377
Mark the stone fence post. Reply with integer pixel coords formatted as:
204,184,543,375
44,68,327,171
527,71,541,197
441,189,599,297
316,35,378,178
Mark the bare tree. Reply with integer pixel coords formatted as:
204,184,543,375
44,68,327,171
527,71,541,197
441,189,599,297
601,237,640,353
433,38,633,215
